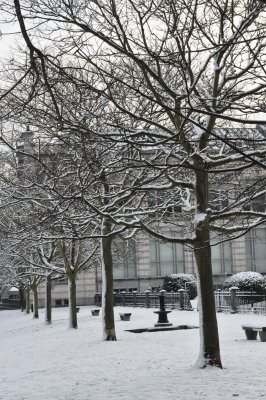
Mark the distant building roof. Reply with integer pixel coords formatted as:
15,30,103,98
9,287,19,292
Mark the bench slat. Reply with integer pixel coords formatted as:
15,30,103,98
242,326,266,332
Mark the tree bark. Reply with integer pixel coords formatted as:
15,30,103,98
19,286,26,312
68,274,78,329
101,218,116,341
25,287,30,314
45,275,52,325
194,160,222,368
32,285,39,319
194,230,222,368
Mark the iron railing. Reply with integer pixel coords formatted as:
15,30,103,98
214,289,266,314
95,291,192,310
95,289,266,314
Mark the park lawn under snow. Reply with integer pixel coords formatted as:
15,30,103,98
1,306,266,400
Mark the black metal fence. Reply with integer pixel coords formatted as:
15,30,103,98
95,289,266,314
214,289,266,314
0,299,20,310
95,290,192,310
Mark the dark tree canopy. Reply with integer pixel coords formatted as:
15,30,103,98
163,273,197,299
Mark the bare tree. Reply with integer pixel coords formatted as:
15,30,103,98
1,0,266,367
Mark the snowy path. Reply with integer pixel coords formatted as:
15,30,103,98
0,307,266,400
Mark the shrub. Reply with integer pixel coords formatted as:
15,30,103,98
223,271,266,292
163,273,197,299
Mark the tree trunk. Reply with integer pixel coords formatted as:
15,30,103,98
45,275,52,325
33,286,39,319
194,230,222,368
25,287,30,314
68,274,78,329
194,159,222,368
19,287,26,312
101,218,116,341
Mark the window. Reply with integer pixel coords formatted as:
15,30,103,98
55,299,69,307
209,188,229,211
212,242,221,274
159,242,173,275
245,228,266,272
9,294,19,300
53,277,68,285
113,240,137,279
211,237,232,275
148,190,181,216
150,232,185,277
243,193,266,212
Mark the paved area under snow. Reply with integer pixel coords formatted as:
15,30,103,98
1,306,266,399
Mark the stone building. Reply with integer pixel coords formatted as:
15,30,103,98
110,227,266,294
34,224,266,308
14,127,266,306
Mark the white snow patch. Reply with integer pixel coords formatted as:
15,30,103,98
193,213,207,227
9,287,19,292
1,307,266,399
193,124,205,140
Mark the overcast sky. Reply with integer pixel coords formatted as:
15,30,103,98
0,18,23,59
0,10,264,124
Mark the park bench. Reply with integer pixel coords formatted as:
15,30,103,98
91,309,100,316
119,313,132,321
242,325,266,341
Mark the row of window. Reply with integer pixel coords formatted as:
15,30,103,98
112,228,266,278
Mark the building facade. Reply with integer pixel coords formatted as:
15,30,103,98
34,225,266,308
111,227,266,293
14,127,266,305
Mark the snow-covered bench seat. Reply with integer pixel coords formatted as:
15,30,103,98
119,313,132,321
242,326,266,341
91,309,100,316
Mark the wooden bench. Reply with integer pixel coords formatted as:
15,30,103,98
91,309,100,316
242,326,266,341
119,313,132,321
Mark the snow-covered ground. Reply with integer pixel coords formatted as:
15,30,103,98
1,306,266,400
